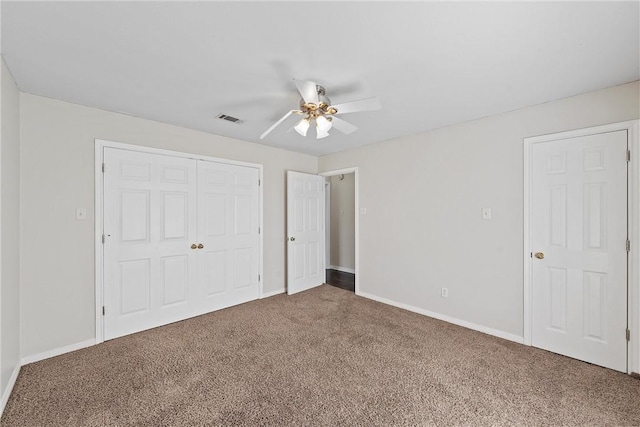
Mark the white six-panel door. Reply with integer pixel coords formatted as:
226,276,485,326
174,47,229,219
103,148,198,339
197,160,259,312
287,171,326,295
103,147,259,340
530,130,628,372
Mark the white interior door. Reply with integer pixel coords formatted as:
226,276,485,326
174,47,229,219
103,148,197,340
103,147,261,340
530,130,628,372
197,160,260,311
287,171,326,295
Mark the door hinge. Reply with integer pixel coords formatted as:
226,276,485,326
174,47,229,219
102,234,105,244
627,150,631,162
258,179,261,186
258,227,261,234
627,329,631,341
102,163,105,173
627,239,631,252
258,274,261,282
102,306,105,316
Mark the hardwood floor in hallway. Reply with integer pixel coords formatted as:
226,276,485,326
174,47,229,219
325,269,355,292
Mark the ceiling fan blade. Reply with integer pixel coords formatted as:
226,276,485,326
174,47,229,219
331,96,382,114
260,110,297,140
330,116,359,135
294,79,319,105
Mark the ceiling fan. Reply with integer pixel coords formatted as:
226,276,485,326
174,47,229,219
260,80,381,140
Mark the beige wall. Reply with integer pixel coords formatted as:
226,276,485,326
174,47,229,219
14,80,640,359
329,173,355,270
1,58,20,396
19,93,317,358
319,81,640,338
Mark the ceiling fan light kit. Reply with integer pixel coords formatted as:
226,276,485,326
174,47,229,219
315,115,332,133
294,118,310,136
316,128,330,139
259,79,381,141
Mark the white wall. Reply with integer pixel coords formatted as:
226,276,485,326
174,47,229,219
1,58,20,401
19,93,317,358
330,173,355,270
319,81,640,338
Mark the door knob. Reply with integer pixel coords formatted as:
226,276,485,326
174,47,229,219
289,237,295,241
191,244,197,250
534,252,545,259
198,244,204,249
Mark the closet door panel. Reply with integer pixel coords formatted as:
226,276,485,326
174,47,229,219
103,148,197,340
196,161,260,310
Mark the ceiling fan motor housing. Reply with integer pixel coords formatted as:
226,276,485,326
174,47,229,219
299,85,335,117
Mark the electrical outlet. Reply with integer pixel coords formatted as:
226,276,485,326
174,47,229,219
441,287,448,298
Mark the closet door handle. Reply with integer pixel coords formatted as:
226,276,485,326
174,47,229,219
198,244,204,249
191,244,197,250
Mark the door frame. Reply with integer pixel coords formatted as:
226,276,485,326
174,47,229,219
324,180,331,269
319,167,360,294
523,120,640,374
94,139,264,344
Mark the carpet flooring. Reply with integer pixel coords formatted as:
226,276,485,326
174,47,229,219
2,285,639,426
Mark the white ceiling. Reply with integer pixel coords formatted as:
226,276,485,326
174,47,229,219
2,1,638,156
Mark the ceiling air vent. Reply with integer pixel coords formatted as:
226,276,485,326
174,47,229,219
216,114,243,124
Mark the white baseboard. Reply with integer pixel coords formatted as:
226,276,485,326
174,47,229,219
0,363,20,417
358,291,524,344
21,338,96,366
328,265,356,274
261,288,285,298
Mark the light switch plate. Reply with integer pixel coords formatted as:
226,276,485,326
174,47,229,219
482,207,492,220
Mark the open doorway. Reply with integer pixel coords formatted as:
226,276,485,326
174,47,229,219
323,172,356,292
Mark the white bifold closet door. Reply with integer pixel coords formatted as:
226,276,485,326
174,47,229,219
103,147,259,340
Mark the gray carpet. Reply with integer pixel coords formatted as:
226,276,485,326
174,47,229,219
2,285,639,426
